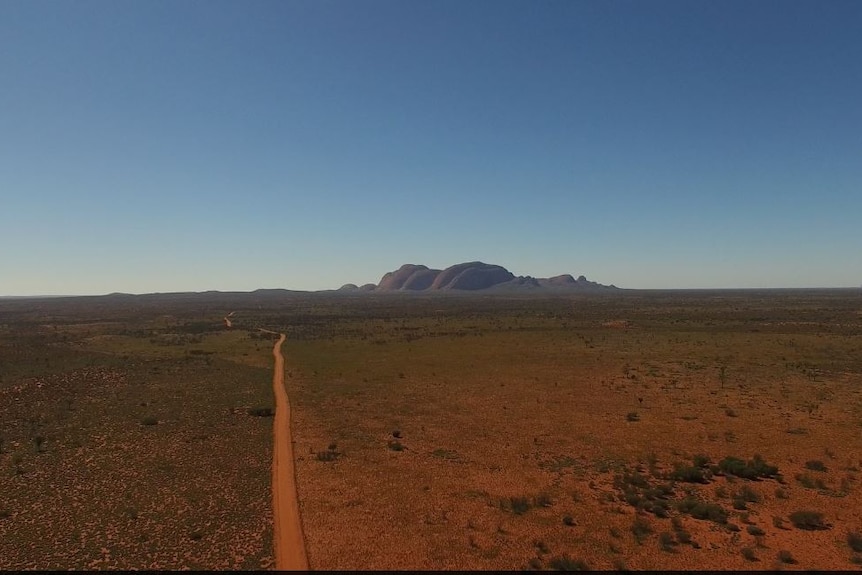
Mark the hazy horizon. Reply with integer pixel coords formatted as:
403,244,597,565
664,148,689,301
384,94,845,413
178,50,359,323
3,0,860,296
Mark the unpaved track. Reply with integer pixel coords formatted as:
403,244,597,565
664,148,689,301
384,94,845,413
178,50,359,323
266,331,309,570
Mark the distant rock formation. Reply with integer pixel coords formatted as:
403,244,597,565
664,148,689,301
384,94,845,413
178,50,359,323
363,262,617,292
429,262,515,290
378,264,440,290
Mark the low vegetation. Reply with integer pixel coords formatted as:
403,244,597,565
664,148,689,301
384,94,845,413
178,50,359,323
3,287,861,570
789,510,829,530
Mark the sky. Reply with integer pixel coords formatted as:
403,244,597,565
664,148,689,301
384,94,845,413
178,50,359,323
1,0,860,295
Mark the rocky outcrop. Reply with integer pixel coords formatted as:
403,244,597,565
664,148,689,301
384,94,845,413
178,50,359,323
429,262,515,290
365,262,617,292
378,264,439,290
401,268,441,290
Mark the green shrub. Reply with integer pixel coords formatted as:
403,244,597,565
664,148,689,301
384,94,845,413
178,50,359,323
777,550,796,564
658,531,676,552
248,406,273,417
741,547,757,562
641,498,670,518
736,485,761,503
508,496,531,515
562,515,575,526
847,531,862,553
623,489,641,507
747,525,765,536
749,454,780,478
644,483,674,499
626,412,640,422
805,460,827,472
547,555,589,571
618,471,650,489
535,493,553,508
316,450,339,462
387,440,405,452
676,497,727,523
717,455,778,480
671,465,709,483
141,416,158,426
796,473,826,489
789,510,828,530
631,516,652,544
692,454,711,468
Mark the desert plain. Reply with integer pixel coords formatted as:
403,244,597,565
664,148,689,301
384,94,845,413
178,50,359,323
1,288,861,570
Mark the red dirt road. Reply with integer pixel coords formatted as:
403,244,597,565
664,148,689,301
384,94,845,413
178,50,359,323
268,332,309,570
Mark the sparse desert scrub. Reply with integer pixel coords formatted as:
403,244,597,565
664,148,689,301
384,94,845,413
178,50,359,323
501,496,532,515
547,555,589,570
716,455,779,480
746,524,765,536
741,547,758,561
676,497,728,523
7,289,860,570
631,515,652,544
0,308,274,570
796,473,827,489
789,510,829,530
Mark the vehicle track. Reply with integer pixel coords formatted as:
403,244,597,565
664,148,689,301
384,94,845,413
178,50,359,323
263,330,308,570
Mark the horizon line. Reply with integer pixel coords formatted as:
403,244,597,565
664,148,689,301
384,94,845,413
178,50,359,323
2,285,861,299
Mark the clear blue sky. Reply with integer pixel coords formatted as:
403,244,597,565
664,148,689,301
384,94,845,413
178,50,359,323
2,0,860,294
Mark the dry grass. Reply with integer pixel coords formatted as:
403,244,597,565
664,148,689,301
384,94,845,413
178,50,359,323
0,308,275,570
282,291,862,570
2,290,862,570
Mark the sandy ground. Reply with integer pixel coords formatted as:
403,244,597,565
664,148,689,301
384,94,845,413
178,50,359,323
267,331,309,570
288,324,862,570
